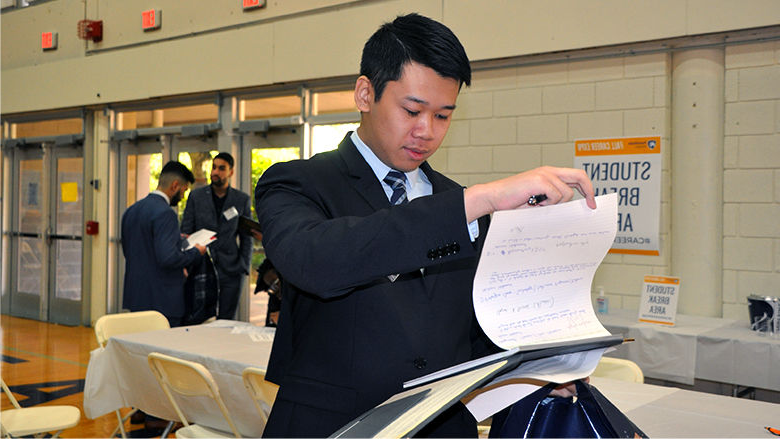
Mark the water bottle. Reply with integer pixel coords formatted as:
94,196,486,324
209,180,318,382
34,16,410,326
596,285,609,314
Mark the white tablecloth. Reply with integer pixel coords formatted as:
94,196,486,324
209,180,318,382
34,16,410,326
83,321,274,437
592,376,780,438
598,308,780,390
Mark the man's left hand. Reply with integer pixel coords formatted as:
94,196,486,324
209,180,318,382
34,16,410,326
549,376,589,397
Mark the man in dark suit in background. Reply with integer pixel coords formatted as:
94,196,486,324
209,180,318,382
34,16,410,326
122,161,206,327
181,152,252,320
254,13,596,438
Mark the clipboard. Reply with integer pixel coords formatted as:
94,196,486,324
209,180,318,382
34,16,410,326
238,216,262,234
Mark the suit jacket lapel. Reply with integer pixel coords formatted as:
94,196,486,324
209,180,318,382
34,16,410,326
338,135,389,212
222,186,236,212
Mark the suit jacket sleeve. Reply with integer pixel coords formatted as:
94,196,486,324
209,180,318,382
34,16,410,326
153,207,201,269
255,160,480,299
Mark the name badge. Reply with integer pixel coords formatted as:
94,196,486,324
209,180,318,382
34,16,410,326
223,206,239,221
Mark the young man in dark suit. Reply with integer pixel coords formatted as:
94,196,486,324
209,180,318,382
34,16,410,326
121,161,206,328
181,152,253,320
254,13,597,438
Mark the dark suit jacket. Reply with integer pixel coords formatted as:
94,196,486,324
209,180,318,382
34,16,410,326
181,185,252,275
121,193,202,319
254,135,496,437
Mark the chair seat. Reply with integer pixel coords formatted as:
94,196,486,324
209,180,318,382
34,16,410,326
175,423,237,438
1,405,81,437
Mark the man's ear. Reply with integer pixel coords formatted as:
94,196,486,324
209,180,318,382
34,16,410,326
354,75,374,112
169,179,181,194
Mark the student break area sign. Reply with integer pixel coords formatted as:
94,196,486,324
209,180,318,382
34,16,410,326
574,136,661,256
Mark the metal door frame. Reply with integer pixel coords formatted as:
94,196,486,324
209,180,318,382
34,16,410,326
110,128,220,314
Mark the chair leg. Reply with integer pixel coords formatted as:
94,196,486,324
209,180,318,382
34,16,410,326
160,421,176,438
113,409,128,438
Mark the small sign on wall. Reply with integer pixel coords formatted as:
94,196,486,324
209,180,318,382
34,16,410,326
638,275,680,326
574,136,662,256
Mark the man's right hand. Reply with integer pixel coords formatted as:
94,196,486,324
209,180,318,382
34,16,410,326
194,243,207,255
464,166,596,222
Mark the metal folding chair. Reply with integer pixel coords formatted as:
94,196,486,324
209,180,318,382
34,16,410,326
147,352,241,438
1,379,80,438
241,367,278,426
94,310,170,438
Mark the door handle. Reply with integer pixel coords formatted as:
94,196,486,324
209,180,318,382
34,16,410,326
8,231,42,238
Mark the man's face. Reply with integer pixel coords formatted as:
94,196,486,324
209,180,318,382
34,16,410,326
356,62,460,172
210,158,233,188
170,182,189,206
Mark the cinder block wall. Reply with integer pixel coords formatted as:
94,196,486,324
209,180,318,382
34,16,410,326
722,41,780,319
437,53,672,311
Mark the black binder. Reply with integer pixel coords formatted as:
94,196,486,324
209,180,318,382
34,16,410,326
330,334,625,438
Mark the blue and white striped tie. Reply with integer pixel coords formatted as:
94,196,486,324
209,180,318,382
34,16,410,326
384,170,408,205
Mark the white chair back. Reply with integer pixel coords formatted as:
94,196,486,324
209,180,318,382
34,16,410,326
593,357,644,383
148,352,241,438
241,367,278,425
94,310,170,347
93,310,171,438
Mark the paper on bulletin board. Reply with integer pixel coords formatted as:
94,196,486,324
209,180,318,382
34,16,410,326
574,136,661,256
638,275,680,326
61,182,79,203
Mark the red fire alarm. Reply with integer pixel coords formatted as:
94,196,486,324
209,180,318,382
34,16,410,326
242,0,265,11
142,9,162,31
41,32,58,50
86,220,99,235
77,20,103,43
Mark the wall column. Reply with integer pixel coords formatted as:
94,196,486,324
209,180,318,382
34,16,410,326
84,110,111,324
671,48,724,317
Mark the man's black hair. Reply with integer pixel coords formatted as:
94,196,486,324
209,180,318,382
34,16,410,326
213,152,234,168
360,13,471,101
160,160,195,184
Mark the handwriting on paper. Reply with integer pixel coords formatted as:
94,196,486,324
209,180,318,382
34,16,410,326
473,193,618,350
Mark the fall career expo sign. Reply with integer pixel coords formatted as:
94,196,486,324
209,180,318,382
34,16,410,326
574,136,661,256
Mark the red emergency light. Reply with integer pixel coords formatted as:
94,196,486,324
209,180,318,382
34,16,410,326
142,9,161,31
41,31,58,50
242,0,265,11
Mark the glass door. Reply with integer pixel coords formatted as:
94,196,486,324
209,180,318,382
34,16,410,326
242,127,302,325
48,147,83,325
113,134,218,313
9,146,45,320
113,138,163,313
8,143,84,325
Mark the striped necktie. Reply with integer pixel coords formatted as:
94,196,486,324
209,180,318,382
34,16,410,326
383,170,408,205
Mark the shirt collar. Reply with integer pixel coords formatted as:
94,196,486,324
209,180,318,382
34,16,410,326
350,131,423,191
151,190,170,204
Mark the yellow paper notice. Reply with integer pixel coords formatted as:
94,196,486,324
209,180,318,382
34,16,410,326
61,182,78,203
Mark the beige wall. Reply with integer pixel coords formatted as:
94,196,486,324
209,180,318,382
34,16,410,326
2,1,780,320
722,41,780,319
3,0,780,114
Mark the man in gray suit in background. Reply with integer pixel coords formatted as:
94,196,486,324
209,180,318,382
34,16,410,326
181,152,253,320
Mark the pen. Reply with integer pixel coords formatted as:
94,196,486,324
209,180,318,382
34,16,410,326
527,194,547,206
766,426,780,436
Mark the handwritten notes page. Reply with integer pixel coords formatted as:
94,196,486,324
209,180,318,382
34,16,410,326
473,193,618,350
